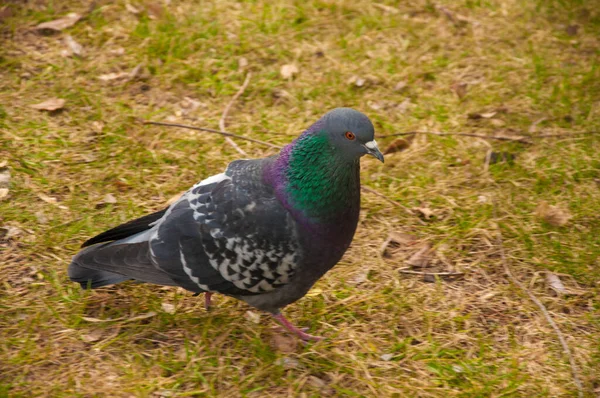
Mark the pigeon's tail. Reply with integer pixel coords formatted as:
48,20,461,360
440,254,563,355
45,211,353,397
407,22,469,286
69,231,178,289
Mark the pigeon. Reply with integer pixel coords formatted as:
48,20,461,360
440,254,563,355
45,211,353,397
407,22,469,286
69,107,384,341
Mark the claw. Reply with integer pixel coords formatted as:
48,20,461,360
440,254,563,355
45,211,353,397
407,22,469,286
272,313,323,342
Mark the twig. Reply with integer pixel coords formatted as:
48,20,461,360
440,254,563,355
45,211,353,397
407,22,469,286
493,205,584,397
381,131,533,144
397,267,464,277
145,121,413,213
143,121,281,149
219,73,252,156
381,130,599,143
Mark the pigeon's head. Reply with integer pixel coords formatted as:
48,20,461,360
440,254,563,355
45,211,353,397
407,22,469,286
314,108,384,163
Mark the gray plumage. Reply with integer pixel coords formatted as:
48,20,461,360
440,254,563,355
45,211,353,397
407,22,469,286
69,108,384,339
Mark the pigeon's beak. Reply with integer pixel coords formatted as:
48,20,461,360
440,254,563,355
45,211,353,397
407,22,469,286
364,140,385,163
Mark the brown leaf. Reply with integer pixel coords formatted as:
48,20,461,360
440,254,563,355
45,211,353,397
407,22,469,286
535,201,571,227
146,2,165,19
238,57,248,69
95,193,117,209
0,166,10,200
161,303,175,314
270,333,298,353
349,270,369,285
566,24,579,36
0,225,22,240
450,82,468,99
406,244,432,268
393,81,407,92
125,3,141,14
244,310,261,324
36,12,81,32
383,138,412,155
381,231,418,258
280,64,299,79
413,206,435,220
80,329,104,343
546,272,567,295
30,98,65,111
468,111,496,120
0,6,13,22
63,35,84,57
98,72,130,81
275,356,299,369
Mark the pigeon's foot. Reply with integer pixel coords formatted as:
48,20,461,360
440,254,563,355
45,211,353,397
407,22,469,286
272,313,323,342
204,292,213,310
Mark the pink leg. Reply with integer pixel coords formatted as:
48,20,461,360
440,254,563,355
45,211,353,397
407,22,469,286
272,313,323,342
204,292,213,310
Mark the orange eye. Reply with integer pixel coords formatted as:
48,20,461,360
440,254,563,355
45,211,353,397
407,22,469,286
345,131,356,140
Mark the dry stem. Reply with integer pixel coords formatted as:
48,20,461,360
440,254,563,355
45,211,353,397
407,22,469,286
493,206,584,397
219,73,252,155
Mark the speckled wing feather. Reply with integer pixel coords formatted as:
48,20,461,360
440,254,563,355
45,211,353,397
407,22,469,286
149,159,301,296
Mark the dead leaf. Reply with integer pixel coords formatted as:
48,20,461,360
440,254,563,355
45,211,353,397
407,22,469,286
393,81,407,92
348,75,366,87
35,211,49,224
280,64,299,79
63,35,84,57
146,2,164,19
80,329,104,343
98,72,130,81
566,24,579,36
36,12,81,32
37,193,57,204
468,111,496,120
349,270,369,285
161,303,175,314
125,3,141,14
383,138,412,155
413,206,435,220
238,57,248,69
305,287,322,297
373,3,399,14
546,272,567,295
30,98,65,111
270,333,297,353
96,193,117,209
450,82,468,99
535,201,572,227
244,310,261,324
0,6,13,22
380,353,394,361
275,356,299,369
109,47,125,56
0,167,10,200
381,231,418,258
125,312,156,322
406,244,432,268
0,225,22,240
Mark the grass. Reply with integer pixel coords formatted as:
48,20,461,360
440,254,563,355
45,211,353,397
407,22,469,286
1,0,599,396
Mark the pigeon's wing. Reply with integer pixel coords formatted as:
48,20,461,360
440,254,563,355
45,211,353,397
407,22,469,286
81,208,168,247
149,159,301,296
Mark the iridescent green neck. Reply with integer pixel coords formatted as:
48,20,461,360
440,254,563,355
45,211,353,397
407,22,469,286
284,132,360,222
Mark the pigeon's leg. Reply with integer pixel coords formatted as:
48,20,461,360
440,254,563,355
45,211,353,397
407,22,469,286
204,292,213,310
272,313,323,342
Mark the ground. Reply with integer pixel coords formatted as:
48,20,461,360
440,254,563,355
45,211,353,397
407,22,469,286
1,0,599,397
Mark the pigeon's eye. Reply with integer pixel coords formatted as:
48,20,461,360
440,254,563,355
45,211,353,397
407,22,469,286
345,131,356,141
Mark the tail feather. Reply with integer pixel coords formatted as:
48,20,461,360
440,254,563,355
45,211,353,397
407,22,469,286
70,237,177,289
68,262,131,289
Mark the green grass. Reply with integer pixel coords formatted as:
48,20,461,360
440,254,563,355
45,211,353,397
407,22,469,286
1,0,599,396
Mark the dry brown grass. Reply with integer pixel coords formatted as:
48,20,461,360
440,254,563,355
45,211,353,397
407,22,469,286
1,0,599,396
